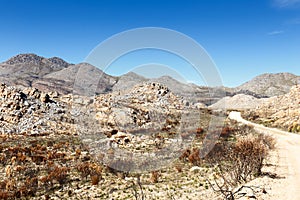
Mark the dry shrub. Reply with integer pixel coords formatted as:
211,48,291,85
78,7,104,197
0,191,9,200
40,175,52,190
89,163,103,175
77,162,91,180
230,135,268,183
90,163,102,184
150,171,160,183
174,164,183,173
25,176,38,190
179,149,191,161
195,127,205,139
0,180,7,190
0,154,7,165
188,148,201,165
208,134,270,199
48,166,69,186
196,127,204,134
212,134,269,186
257,134,276,150
220,126,234,138
16,152,27,164
77,162,103,184
91,175,100,185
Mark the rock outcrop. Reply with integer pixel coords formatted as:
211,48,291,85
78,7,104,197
0,83,74,135
73,82,201,172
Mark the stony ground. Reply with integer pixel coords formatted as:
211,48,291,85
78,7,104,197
0,82,277,200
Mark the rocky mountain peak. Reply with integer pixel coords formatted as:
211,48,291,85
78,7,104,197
3,53,70,68
4,53,44,65
48,57,70,68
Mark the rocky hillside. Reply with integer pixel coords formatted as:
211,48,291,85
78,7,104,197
245,85,300,132
209,94,265,110
235,73,300,97
0,83,74,135
112,73,228,105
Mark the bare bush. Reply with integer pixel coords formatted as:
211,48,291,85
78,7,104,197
76,162,103,185
48,166,69,186
208,134,270,199
232,135,268,180
77,162,91,180
188,148,201,165
257,134,276,150
150,171,160,183
91,175,100,185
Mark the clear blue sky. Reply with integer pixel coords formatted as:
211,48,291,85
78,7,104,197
1,0,300,87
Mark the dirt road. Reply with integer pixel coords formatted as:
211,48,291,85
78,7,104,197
229,111,300,200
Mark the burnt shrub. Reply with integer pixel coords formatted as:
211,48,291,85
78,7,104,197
150,171,160,183
214,134,269,187
208,134,271,200
231,135,268,180
48,166,69,186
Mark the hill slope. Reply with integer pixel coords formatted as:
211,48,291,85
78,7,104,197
245,85,300,132
235,73,300,97
209,94,265,110
36,63,118,94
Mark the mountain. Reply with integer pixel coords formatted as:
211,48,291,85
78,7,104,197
0,54,235,105
112,72,147,91
0,53,71,88
35,63,118,95
235,72,300,97
2,54,299,106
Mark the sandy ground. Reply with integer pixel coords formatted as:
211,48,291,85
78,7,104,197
229,111,300,200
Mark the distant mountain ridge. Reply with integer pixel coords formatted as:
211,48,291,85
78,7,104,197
0,53,72,88
1,54,299,105
4,54,70,68
235,72,300,97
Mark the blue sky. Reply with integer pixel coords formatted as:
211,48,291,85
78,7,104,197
1,0,300,87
